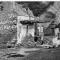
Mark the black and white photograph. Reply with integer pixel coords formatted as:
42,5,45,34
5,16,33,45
0,1,60,60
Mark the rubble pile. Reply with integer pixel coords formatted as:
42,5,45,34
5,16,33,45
18,34,35,48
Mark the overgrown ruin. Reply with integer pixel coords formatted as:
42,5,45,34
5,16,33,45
0,2,60,48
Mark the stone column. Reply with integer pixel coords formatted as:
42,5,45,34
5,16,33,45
55,28,59,36
17,16,27,44
38,24,44,40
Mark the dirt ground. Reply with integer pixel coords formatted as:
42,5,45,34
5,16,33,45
0,47,60,60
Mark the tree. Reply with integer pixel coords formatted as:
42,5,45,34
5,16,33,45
19,2,54,17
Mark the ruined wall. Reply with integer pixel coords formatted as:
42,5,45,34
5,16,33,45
0,2,60,46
